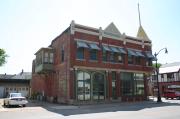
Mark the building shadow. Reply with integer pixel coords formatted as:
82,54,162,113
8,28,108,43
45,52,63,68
34,100,180,116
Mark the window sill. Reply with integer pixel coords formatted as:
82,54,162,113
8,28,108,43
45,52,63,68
128,64,143,66
102,61,124,65
76,59,85,61
89,60,98,62
110,62,124,64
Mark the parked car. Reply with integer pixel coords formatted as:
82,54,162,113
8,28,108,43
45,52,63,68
163,90,180,100
4,93,28,107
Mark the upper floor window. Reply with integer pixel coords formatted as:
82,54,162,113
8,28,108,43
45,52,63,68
50,53,54,63
146,59,152,66
76,41,89,60
102,45,111,62
118,54,124,63
102,50,108,62
61,45,64,62
167,73,174,79
128,54,134,64
161,74,164,78
135,57,141,65
90,49,98,61
43,52,54,64
127,49,136,64
110,52,115,62
44,52,49,63
145,51,154,66
88,43,100,61
36,52,42,65
77,48,84,60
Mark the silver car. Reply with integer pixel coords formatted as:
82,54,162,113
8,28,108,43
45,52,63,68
4,93,28,107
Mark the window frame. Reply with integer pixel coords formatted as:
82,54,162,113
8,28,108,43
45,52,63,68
76,47,85,60
89,49,98,61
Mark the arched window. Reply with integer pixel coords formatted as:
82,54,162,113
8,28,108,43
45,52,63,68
77,71,91,100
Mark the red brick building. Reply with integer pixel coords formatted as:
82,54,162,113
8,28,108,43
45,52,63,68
31,21,154,104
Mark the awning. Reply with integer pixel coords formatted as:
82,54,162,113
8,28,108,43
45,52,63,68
110,46,119,53
127,49,137,56
77,41,89,48
118,48,126,54
102,45,112,51
88,43,100,50
145,52,154,59
135,51,145,57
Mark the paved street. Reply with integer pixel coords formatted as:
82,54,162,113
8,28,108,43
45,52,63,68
0,98,180,119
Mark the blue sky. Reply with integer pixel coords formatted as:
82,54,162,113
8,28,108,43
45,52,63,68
0,0,180,74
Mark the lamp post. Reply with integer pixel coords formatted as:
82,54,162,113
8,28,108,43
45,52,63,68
154,48,168,102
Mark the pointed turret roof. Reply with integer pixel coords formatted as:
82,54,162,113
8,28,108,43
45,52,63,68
104,22,121,36
137,25,150,41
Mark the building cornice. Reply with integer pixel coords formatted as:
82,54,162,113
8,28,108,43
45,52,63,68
70,20,152,48
73,66,151,74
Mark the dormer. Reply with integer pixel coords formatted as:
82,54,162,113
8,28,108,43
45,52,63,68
104,22,121,39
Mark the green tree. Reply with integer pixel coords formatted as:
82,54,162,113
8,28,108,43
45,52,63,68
0,48,8,66
152,63,162,69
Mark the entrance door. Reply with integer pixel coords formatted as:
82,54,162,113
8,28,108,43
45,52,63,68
93,73,105,100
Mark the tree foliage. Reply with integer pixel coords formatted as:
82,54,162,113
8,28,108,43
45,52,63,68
0,48,8,66
152,63,162,69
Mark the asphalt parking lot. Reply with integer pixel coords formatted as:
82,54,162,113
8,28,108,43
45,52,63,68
0,97,180,119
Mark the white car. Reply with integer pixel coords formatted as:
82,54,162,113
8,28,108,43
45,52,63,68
4,93,28,107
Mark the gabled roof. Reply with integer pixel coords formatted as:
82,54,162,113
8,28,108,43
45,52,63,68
11,72,31,80
104,22,121,36
161,62,180,68
0,74,14,79
137,26,150,41
159,62,180,74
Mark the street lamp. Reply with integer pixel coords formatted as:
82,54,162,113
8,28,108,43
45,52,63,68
154,48,168,102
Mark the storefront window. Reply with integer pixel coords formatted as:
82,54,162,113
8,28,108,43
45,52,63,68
134,73,144,95
112,71,116,99
77,72,90,100
121,72,144,96
121,72,134,96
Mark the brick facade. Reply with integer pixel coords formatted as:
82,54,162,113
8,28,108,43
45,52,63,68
31,21,154,104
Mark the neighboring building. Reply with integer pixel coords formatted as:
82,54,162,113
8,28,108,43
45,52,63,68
0,70,31,98
31,20,154,104
151,62,180,96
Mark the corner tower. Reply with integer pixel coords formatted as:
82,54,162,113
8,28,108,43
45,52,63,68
137,3,151,42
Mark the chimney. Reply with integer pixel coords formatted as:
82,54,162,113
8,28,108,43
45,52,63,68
21,69,24,75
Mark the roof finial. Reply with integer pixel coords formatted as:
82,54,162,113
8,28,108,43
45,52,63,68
138,3,142,26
